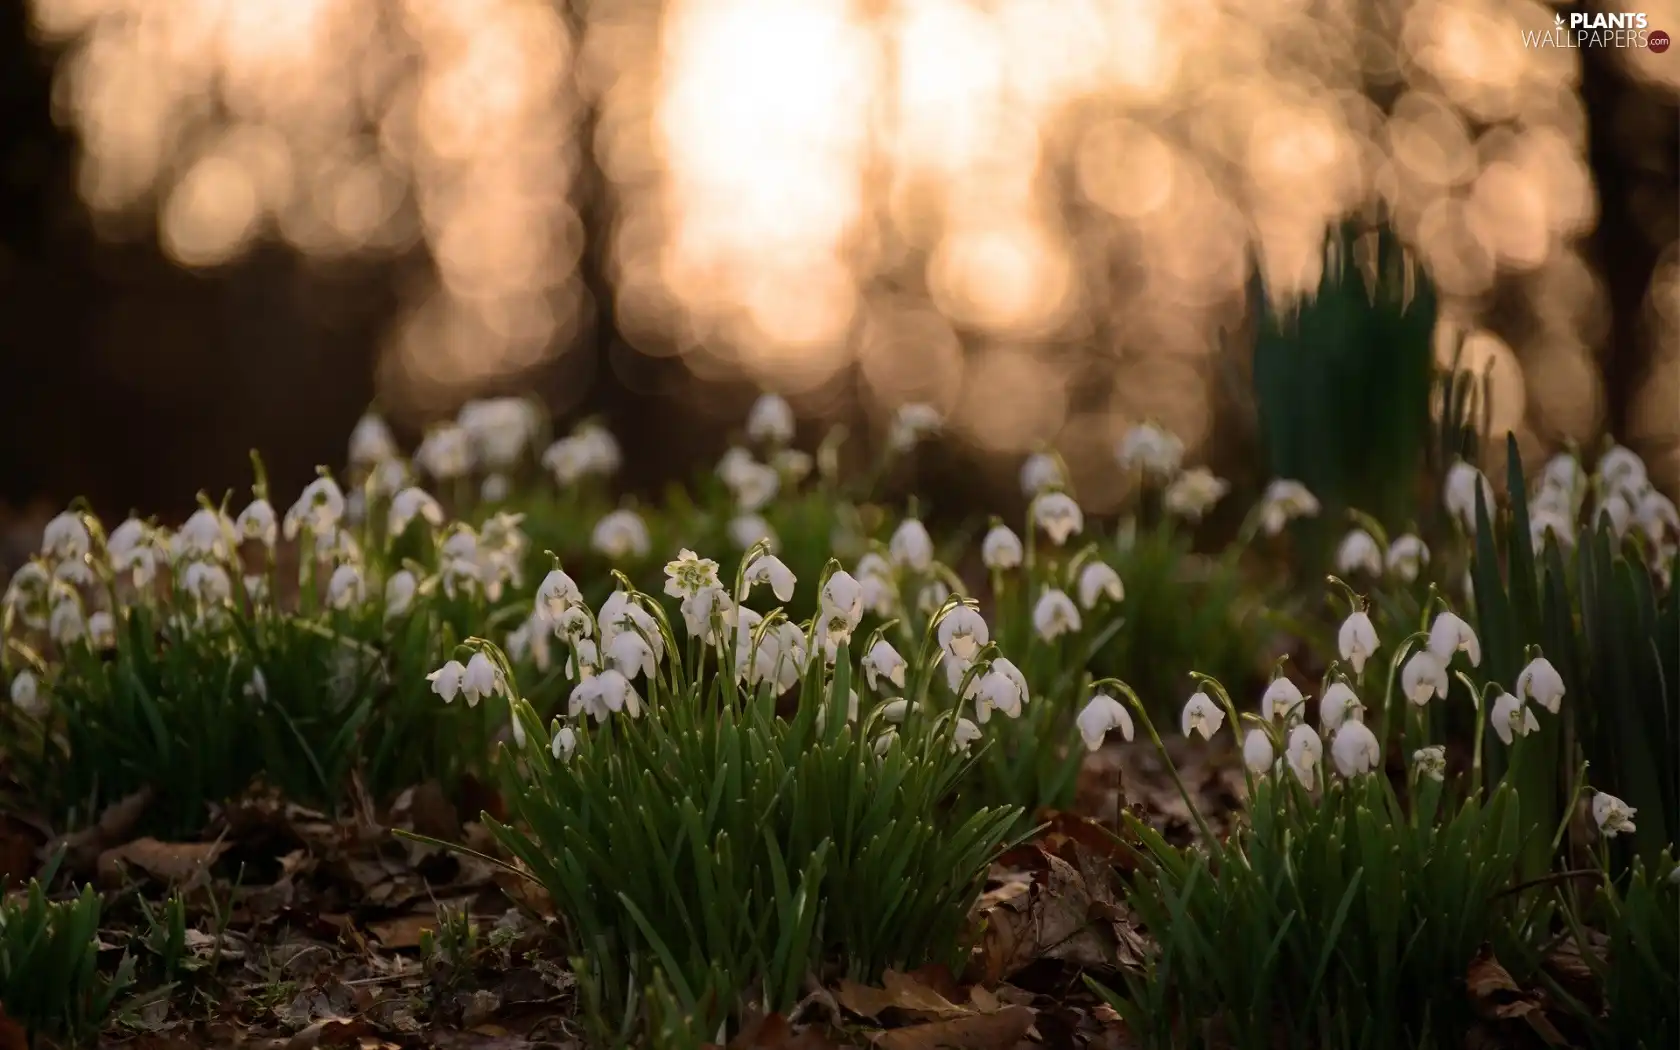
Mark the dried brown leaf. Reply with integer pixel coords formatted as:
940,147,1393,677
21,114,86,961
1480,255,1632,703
98,836,226,887
868,1004,1036,1050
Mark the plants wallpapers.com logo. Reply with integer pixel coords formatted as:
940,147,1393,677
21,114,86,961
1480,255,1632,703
1521,9,1671,50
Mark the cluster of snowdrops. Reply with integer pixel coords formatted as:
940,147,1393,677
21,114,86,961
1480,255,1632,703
2,392,1677,1048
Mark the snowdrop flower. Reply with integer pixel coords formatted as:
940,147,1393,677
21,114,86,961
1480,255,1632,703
1443,461,1495,531
536,568,583,623
388,488,444,537
1385,534,1429,581
1286,725,1323,788
53,557,94,588
1261,677,1305,724
880,698,922,724
551,725,578,761
49,597,84,645
1592,791,1637,838
458,398,541,470
727,459,781,512
853,553,896,617
1335,529,1382,577
1490,693,1539,745
369,458,409,499
1258,480,1321,536
771,448,813,483
973,658,1030,723
729,514,777,552
1033,588,1082,642
1331,721,1381,778
379,570,417,621
742,553,796,602
283,476,347,541
42,512,92,563
606,630,658,684
9,671,44,718
937,605,989,664
1529,507,1574,554
427,660,467,703
598,591,664,666
1594,492,1633,537
326,565,366,610
944,717,982,755
415,423,473,480
234,500,278,549
1163,468,1229,521
1243,729,1275,774
1032,492,1084,546
1019,452,1064,496
243,574,270,605
1427,612,1481,667
507,614,554,673
916,580,951,617
1401,650,1449,706
1076,562,1124,609
1539,452,1586,503
1319,682,1364,733
1078,694,1134,751
437,528,483,598
981,525,1023,571
862,639,907,691
107,519,159,586
1337,610,1380,674
349,411,397,467
174,508,234,563
542,434,608,486
1116,422,1184,478
1596,445,1647,497
1181,691,1224,740
1412,746,1446,783
1636,488,1679,543
86,610,116,649
680,586,731,644
887,403,942,452
461,652,506,707
746,393,796,445
565,637,601,679
888,518,934,571
182,561,233,606
663,549,722,599
569,669,641,722
1515,656,1565,714
814,688,861,734
818,571,865,640
243,667,268,701
591,510,651,561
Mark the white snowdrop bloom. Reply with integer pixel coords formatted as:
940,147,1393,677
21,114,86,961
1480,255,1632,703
382,570,417,620
873,731,899,758
1516,657,1566,714
235,500,278,548
1539,452,1586,503
856,553,898,616
1286,724,1324,788
174,508,234,563
1033,588,1082,642
1258,480,1321,536
862,639,907,691
1412,746,1446,783
1181,691,1224,740
1261,677,1306,724
1443,461,1495,531
551,725,578,761
1331,721,1381,778
460,652,506,708
349,411,397,467
1530,482,1573,521
370,458,410,499
568,668,640,722
1490,693,1539,745
981,525,1023,571
818,571,865,643
888,403,942,452
182,561,233,606
1318,682,1364,734
535,568,583,625
1116,422,1185,478
1596,445,1647,498
415,423,473,481
591,510,651,561
387,488,444,538
1243,729,1275,774
680,585,731,643
951,717,983,755
346,491,367,527
1077,561,1124,609
1032,492,1084,546
427,659,467,704
915,580,951,617
761,622,810,691
2,562,51,628
1401,650,1449,706
1335,529,1382,577
742,553,797,602
856,552,891,582
937,605,989,664
9,671,45,718
771,448,813,484
1019,453,1064,497
1385,534,1430,582
326,564,366,611
107,518,156,585
458,397,540,470
243,574,270,605
729,514,777,552
243,667,268,701
42,511,91,562
880,698,921,723
1594,492,1633,537
1337,611,1380,674
437,528,483,597
1077,694,1134,751
48,597,84,645
598,591,665,666
577,423,622,475
663,549,721,599
1427,611,1481,668
507,614,554,673
973,658,1029,723
606,630,658,683
1163,468,1230,522
888,518,935,571
542,435,604,487
565,637,601,679
746,393,796,445
1636,488,1679,543
728,460,781,512
813,687,861,734
283,477,347,542
53,557,94,588
1591,791,1637,838
86,610,116,649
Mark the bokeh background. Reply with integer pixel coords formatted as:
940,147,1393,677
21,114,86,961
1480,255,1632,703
1,0,1676,531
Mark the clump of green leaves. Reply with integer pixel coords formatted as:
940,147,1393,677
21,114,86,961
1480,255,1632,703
0,856,135,1045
